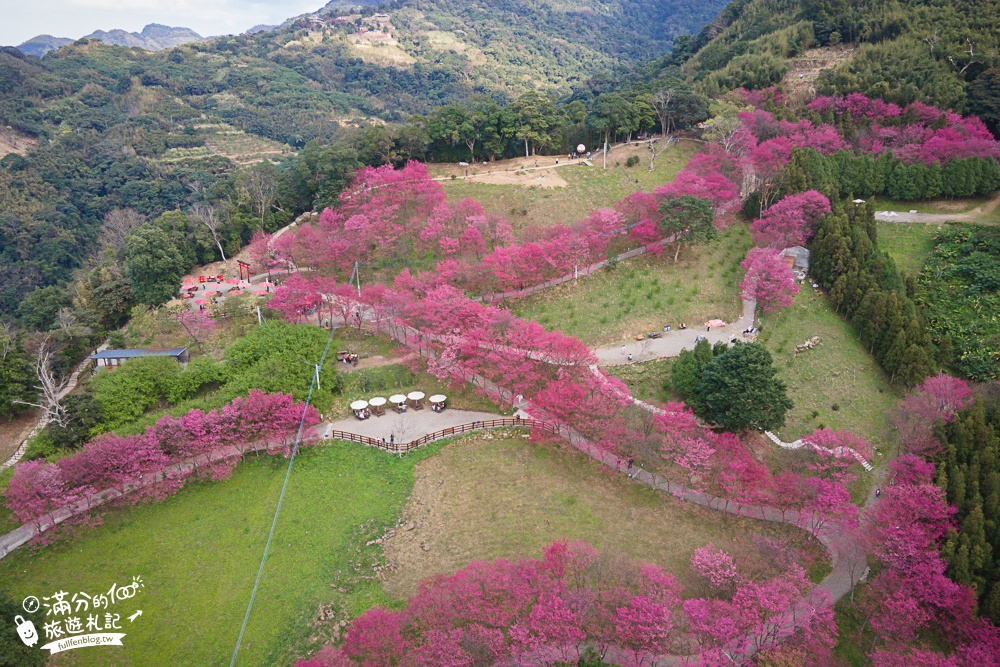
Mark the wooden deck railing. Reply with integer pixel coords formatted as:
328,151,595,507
323,418,558,454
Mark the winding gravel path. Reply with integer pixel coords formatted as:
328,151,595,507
593,299,757,366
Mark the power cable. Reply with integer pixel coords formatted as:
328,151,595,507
228,324,337,666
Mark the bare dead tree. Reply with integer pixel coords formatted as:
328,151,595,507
238,164,278,227
647,136,675,172
948,38,984,74
191,204,227,261
923,29,941,56
54,308,77,332
703,114,746,156
650,88,675,138
100,208,147,255
0,321,13,361
13,338,70,428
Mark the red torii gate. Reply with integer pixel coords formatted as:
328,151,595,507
237,260,251,281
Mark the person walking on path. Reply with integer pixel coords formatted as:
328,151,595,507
875,488,881,499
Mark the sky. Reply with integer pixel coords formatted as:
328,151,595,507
1,0,324,46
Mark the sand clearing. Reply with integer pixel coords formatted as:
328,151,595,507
467,169,567,188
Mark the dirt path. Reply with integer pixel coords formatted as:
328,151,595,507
337,353,416,373
876,190,1000,224
1,341,107,470
592,299,757,366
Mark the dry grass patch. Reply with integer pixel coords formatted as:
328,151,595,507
0,127,36,158
380,435,827,599
436,140,698,231
782,45,855,105
0,411,36,462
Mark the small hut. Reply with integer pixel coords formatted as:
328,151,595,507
90,347,189,371
781,246,810,280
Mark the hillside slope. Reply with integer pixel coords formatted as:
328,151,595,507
658,0,998,119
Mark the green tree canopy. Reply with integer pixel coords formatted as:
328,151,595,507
0,335,36,419
657,195,717,261
697,342,792,432
0,588,47,666
123,226,190,307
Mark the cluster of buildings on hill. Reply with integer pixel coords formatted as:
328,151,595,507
299,12,392,29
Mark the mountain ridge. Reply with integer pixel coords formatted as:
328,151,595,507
14,23,205,57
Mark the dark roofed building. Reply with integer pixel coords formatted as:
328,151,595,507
91,347,189,370
781,246,810,279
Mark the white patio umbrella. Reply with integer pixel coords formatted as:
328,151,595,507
429,394,447,403
368,397,387,407
407,391,425,401
389,394,407,404
350,400,369,411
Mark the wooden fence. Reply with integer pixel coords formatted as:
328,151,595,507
323,418,559,454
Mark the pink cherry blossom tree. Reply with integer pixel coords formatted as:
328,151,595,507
739,247,799,311
5,460,76,531
893,373,973,455
749,191,831,249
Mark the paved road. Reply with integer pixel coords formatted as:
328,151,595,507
593,299,757,366
876,210,964,224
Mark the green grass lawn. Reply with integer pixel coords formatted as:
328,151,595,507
0,432,830,666
512,224,750,346
758,288,899,450
0,467,16,534
381,435,829,598
606,358,679,406
439,141,697,232
877,221,938,277
833,593,870,667
0,442,442,666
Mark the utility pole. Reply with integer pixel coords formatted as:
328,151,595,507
349,261,362,296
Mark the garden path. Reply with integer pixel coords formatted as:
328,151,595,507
875,190,1000,224
592,299,757,366
0,341,107,471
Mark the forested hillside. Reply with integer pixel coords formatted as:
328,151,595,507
643,0,999,130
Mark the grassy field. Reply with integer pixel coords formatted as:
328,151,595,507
381,435,829,598
877,222,938,277
0,433,829,665
437,140,697,231
606,359,678,406
512,224,750,346
0,442,442,667
758,287,899,449
873,196,992,215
